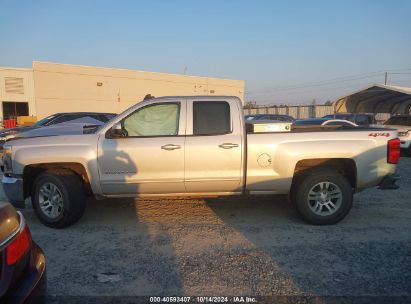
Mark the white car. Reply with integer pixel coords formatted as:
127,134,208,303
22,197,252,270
383,115,411,156
293,118,358,127
321,119,358,127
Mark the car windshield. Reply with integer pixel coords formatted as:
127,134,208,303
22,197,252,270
33,115,56,126
384,117,411,126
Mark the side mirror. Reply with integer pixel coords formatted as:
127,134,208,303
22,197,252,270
110,122,125,138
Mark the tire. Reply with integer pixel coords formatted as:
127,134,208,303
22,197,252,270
406,146,411,157
292,169,353,225
32,169,87,228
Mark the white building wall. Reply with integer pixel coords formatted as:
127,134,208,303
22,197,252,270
32,61,245,118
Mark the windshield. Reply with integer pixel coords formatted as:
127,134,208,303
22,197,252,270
33,115,56,126
384,116,411,126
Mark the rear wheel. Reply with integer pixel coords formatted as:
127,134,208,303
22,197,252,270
32,170,87,228
292,169,353,225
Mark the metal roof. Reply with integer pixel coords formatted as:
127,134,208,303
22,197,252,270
334,84,411,114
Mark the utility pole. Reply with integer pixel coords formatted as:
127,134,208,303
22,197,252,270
384,72,388,85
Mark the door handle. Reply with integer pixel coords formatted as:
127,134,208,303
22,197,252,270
161,144,181,150
219,143,239,149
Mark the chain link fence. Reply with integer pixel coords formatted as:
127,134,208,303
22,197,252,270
244,105,334,119
244,105,392,123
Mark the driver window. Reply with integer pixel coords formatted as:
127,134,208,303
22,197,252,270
123,103,180,137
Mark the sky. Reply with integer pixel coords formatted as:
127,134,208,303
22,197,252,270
1,0,411,105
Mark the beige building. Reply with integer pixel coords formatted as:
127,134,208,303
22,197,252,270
0,61,244,120
0,67,35,120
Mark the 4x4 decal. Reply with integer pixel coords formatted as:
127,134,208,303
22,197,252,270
369,132,390,137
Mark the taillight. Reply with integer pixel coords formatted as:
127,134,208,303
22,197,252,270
387,138,400,164
6,225,32,266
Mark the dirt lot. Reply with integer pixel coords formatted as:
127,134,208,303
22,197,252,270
2,158,411,301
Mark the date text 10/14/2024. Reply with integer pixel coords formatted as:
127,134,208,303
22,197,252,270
149,296,257,303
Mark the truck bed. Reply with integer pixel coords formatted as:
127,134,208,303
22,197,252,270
245,127,397,194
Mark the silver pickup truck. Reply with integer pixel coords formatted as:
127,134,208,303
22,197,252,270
1,96,400,228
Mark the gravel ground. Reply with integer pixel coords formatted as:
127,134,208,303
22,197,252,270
2,158,411,302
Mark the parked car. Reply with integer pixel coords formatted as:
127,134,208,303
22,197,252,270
2,96,399,228
0,112,116,150
293,118,358,127
383,115,411,156
322,113,375,126
245,114,295,122
0,202,46,303
0,112,116,138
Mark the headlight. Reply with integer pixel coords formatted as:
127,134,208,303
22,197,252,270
3,145,13,174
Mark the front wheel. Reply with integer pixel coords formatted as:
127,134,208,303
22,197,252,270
32,170,87,228
293,170,353,225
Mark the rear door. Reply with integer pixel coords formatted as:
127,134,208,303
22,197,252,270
184,98,244,194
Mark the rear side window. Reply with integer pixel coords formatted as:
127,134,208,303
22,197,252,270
92,114,112,123
103,114,116,121
50,114,80,124
193,101,231,135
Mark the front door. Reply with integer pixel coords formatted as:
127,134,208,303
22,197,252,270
98,101,186,195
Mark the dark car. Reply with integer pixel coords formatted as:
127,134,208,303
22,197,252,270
292,118,358,127
292,118,329,126
245,114,295,122
0,112,116,152
0,202,46,303
322,113,375,126
0,112,116,138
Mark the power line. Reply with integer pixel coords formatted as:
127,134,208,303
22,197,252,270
247,74,382,96
248,76,411,105
246,69,411,95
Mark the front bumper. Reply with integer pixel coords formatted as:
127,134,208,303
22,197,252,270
4,242,47,304
378,173,400,190
2,176,25,208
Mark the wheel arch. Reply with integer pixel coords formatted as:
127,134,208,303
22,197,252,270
291,158,357,190
23,162,92,198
